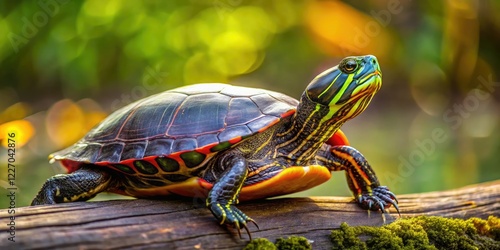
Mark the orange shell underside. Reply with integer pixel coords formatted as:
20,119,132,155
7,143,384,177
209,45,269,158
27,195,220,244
119,165,331,201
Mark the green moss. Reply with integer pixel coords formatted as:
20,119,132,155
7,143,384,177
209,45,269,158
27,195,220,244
331,223,367,250
275,236,312,250
243,238,276,250
469,215,500,241
244,236,312,250
330,216,500,249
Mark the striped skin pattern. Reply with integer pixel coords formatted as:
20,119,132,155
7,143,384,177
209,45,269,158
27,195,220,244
32,55,398,239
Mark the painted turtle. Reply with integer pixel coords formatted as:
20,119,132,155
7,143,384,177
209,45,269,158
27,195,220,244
32,55,398,238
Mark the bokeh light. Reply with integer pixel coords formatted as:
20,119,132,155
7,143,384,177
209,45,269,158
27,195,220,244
305,0,393,58
0,119,35,148
0,0,498,208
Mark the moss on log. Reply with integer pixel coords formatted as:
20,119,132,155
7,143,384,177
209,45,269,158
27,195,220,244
1,180,498,249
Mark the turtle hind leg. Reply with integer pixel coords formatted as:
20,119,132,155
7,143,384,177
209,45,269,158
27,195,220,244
31,165,113,206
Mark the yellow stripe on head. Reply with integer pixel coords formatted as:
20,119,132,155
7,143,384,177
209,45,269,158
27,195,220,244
306,55,382,124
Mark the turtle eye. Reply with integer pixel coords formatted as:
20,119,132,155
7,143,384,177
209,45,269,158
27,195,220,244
339,58,358,74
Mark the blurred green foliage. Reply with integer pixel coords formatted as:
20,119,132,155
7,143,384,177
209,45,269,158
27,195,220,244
0,0,499,208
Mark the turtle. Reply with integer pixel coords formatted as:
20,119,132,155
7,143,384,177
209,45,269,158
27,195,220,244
32,55,399,239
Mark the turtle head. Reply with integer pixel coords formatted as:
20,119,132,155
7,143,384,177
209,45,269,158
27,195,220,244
305,55,382,122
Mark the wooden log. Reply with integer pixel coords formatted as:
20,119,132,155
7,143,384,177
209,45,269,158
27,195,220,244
1,180,499,249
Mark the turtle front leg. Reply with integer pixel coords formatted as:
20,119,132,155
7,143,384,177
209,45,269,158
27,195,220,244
206,154,257,239
31,165,112,205
317,145,399,215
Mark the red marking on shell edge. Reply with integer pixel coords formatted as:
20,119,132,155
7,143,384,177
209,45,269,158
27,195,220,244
60,160,81,173
280,109,296,118
228,136,242,144
326,129,350,146
257,118,281,133
118,158,136,165
196,142,219,155
160,150,188,160
198,178,213,189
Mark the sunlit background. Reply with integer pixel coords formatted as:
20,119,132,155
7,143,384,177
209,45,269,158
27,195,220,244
1,0,499,208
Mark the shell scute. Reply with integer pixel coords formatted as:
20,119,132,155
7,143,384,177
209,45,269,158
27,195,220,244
120,142,146,161
217,125,253,143
246,115,281,133
143,138,174,157
97,142,124,163
84,106,132,142
196,134,219,148
167,93,230,136
226,98,263,125
250,94,296,115
74,143,101,163
51,83,299,176
171,138,198,152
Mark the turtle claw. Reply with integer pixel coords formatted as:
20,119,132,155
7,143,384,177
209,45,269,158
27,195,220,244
209,203,257,240
236,224,242,239
241,223,251,240
249,218,260,230
357,186,399,217
233,221,252,240
234,219,259,240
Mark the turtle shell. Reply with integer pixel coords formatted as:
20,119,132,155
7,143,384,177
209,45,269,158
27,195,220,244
51,83,298,175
